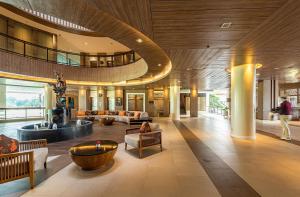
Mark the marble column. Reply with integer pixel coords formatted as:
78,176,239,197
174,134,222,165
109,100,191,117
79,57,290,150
107,87,115,111
190,88,198,117
44,84,55,121
147,88,155,117
170,85,180,120
97,87,105,111
163,87,170,117
78,88,87,111
231,64,256,140
115,88,123,111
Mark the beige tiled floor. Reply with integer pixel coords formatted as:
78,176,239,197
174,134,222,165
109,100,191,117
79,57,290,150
22,118,220,197
257,119,300,140
182,116,300,197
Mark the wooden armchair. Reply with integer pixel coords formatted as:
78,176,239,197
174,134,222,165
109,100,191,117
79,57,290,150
0,139,47,189
125,128,162,158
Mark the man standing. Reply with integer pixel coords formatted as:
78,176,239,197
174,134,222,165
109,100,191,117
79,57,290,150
279,97,292,140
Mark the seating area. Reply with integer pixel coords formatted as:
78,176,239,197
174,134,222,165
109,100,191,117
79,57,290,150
76,110,152,126
125,122,162,158
2,0,300,196
0,118,160,190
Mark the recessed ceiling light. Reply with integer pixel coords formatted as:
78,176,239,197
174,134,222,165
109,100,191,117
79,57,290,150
220,22,232,29
157,63,162,67
186,68,191,71
136,38,143,43
274,67,279,70
256,63,263,69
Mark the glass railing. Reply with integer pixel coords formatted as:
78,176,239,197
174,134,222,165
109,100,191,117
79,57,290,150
0,107,45,120
0,32,140,67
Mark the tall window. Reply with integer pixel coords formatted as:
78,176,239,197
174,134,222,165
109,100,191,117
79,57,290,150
6,86,44,107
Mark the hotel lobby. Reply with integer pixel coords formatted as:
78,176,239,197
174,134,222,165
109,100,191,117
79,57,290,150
1,0,300,197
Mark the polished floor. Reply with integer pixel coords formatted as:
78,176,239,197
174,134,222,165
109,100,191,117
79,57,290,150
0,120,41,139
2,115,300,196
181,116,300,197
173,120,259,196
22,118,219,197
257,119,300,141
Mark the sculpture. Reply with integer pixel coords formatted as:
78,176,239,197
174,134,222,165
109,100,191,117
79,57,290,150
52,72,67,107
51,72,67,127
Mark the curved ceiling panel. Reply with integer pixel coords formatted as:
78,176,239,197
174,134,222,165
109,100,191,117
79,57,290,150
0,0,172,85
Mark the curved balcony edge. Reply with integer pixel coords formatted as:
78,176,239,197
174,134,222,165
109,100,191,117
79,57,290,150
0,50,148,83
0,32,140,68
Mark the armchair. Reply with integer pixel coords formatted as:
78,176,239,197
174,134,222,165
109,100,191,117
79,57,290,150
0,139,47,189
125,127,162,158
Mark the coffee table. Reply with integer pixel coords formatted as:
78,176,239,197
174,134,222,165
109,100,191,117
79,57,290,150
100,117,115,126
69,140,118,170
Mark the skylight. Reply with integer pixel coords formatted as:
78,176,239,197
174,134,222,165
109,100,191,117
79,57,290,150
19,7,93,32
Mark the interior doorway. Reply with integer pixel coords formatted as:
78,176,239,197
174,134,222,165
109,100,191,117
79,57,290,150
126,93,145,112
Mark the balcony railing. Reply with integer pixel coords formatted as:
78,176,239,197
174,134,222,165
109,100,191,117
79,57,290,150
0,107,45,121
0,32,140,67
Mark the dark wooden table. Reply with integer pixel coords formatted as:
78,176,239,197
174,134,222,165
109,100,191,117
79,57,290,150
69,140,118,170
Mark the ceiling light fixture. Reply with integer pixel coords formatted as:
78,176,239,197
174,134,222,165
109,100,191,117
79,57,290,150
186,68,191,71
220,22,232,29
255,63,263,69
157,63,162,67
274,67,279,70
136,38,143,43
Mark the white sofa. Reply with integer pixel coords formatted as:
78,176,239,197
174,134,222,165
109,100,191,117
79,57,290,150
31,147,48,170
77,111,150,125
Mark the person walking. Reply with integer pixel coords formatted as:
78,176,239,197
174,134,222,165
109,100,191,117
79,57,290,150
279,97,292,140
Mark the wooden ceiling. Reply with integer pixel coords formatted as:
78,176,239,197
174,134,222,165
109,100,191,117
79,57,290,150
2,0,300,90
0,0,171,83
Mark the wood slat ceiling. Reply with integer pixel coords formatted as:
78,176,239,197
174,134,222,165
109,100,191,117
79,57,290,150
3,0,300,90
0,0,171,83
90,0,289,89
150,0,289,89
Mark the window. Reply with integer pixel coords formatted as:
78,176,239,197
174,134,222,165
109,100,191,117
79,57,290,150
6,86,44,107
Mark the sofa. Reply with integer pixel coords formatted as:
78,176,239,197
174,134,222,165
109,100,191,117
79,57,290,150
76,110,152,126
0,136,48,189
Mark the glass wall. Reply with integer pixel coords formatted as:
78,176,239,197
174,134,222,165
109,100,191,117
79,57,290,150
0,79,46,120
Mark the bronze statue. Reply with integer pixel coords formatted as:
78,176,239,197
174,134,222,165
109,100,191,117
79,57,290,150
51,72,67,127
52,72,67,107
